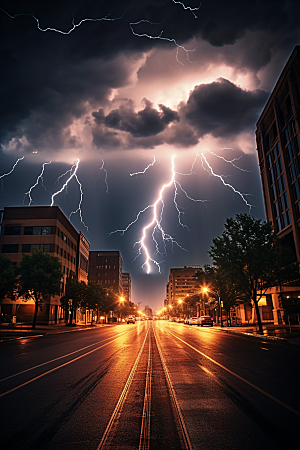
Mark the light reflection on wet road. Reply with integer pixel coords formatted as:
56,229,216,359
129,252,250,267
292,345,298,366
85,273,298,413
0,321,299,449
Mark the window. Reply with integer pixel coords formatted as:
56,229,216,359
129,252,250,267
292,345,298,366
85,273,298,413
294,179,300,200
4,226,21,235
286,142,295,163
269,167,275,184
275,156,283,177
274,201,279,217
2,244,19,253
22,244,31,253
31,244,50,253
278,175,286,194
280,192,289,211
282,210,291,228
273,142,280,160
272,184,277,201
24,226,52,235
290,161,298,181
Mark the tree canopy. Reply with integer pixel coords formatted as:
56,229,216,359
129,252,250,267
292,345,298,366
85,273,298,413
18,251,62,329
208,213,300,333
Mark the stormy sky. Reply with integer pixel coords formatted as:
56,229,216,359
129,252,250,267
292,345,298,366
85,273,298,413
1,0,300,311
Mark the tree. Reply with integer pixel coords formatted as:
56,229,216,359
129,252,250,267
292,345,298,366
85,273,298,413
0,254,17,302
195,265,240,326
208,213,300,333
60,277,86,325
18,251,62,329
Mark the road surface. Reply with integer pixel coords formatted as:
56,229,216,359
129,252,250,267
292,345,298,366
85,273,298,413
0,320,299,449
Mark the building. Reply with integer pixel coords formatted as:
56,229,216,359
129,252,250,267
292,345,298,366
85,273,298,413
167,266,200,306
256,45,300,323
88,251,123,296
122,272,131,303
0,205,89,324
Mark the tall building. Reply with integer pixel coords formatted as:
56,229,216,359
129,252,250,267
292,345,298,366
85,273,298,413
167,266,200,306
122,272,131,303
88,251,123,296
0,206,89,324
256,45,300,322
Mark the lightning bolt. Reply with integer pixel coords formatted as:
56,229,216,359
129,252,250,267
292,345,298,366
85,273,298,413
198,152,254,210
1,7,196,64
51,159,88,230
111,155,206,274
95,159,109,193
23,161,52,205
0,8,123,35
172,1,203,18
0,157,25,190
69,173,88,231
207,148,252,173
130,157,156,176
129,20,195,64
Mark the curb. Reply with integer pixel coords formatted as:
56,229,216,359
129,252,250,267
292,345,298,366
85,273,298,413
218,327,288,342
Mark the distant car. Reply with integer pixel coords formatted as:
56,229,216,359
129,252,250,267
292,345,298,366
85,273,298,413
177,318,185,323
188,317,199,326
127,317,135,324
199,315,213,327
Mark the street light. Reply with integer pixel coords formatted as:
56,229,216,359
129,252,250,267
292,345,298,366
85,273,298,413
201,286,223,327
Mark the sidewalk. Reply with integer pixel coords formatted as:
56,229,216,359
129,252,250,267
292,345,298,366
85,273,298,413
215,323,300,345
0,322,110,342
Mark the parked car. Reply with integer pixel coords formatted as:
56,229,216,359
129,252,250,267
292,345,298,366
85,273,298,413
188,317,199,326
199,315,213,327
127,317,135,324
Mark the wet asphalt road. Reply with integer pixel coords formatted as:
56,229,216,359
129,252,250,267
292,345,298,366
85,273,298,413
0,321,299,450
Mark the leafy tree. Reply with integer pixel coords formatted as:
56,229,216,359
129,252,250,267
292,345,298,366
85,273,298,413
0,254,17,302
208,213,300,333
18,251,62,329
60,277,86,324
195,265,240,325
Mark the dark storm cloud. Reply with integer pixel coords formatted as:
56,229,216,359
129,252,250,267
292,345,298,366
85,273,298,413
91,79,268,149
93,100,179,138
182,78,269,138
0,0,299,153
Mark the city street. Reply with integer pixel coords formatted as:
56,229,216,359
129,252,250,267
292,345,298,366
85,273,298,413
0,321,299,450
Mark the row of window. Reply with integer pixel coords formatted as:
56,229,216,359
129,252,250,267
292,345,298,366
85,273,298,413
3,225,78,254
57,228,77,252
2,243,76,264
95,264,117,270
4,226,52,236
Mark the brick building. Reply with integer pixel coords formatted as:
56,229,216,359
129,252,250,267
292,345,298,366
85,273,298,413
88,251,123,296
122,272,131,303
167,266,200,306
256,45,300,323
0,206,89,324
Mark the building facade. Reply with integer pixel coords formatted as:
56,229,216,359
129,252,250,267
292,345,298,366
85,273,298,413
0,206,89,324
167,266,200,305
88,251,123,296
256,45,300,323
122,272,131,303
